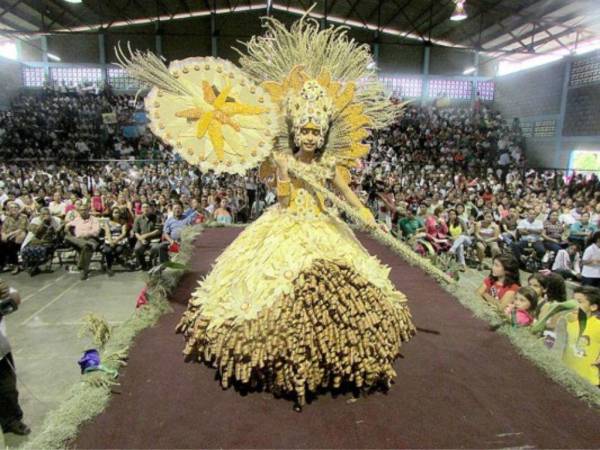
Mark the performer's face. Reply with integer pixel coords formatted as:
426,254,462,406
298,127,321,152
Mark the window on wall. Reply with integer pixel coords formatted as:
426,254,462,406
569,150,600,174
428,79,472,99
476,80,495,101
379,76,423,98
50,66,103,86
107,67,144,90
22,66,45,87
533,119,556,137
570,53,600,87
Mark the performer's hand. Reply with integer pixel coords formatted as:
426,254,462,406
274,153,289,170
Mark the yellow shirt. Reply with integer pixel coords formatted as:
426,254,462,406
562,314,600,386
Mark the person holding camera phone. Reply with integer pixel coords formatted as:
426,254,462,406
1,202,28,275
0,280,30,436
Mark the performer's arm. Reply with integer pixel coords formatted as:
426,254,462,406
332,167,376,226
274,154,291,208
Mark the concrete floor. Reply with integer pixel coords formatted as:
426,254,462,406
1,263,146,449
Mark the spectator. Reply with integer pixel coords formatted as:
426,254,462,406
513,210,545,264
561,286,600,386
21,207,62,276
65,205,101,280
101,208,129,276
569,212,597,248
159,201,198,263
504,286,538,327
542,210,566,255
132,203,162,270
213,198,233,225
1,203,28,274
581,231,600,287
398,205,425,240
474,211,500,269
424,206,450,253
552,242,582,281
477,255,521,309
447,208,472,271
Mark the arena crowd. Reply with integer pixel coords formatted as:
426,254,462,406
0,87,599,384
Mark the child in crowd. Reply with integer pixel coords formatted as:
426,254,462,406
561,286,600,386
504,287,538,327
477,255,521,309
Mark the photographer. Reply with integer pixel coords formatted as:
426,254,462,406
0,280,30,435
21,207,62,277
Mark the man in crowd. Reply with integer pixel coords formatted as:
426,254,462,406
0,203,28,274
65,205,101,280
132,202,162,270
512,210,545,263
158,201,198,263
569,212,597,248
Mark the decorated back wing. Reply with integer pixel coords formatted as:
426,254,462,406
116,46,277,175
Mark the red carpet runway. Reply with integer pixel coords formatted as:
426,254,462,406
74,228,600,449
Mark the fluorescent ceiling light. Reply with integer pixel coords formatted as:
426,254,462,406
450,1,467,21
463,66,476,74
63,0,82,3
47,52,61,61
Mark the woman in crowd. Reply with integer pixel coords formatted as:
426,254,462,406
213,198,233,225
474,211,501,270
21,207,62,276
581,231,600,287
425,206,451,253
101,208,130,276
477,255,521,308
447,208,472,271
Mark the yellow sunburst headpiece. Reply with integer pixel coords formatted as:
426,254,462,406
287,79,332,148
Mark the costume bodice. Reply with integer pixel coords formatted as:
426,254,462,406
287,176,327,219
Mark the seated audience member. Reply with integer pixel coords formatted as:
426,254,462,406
561,286,600,386
65,205,101,280
569,212,597,248
504,286,538,327
542,210,566,255
132,203,162,270
500,210,519,247
159,201,198,263
398,205,424,240
552,242,582,281
512,210,545,263
424,207,450,253
447,208,472,271
21,208,62,276
533,273,568,328
213,198,233,225
48,192,66,219
581,231,600,287
101,208,129,276
477,255,521,309
0,203,28,274
474,211,500,269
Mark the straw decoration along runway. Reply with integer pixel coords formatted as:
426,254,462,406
74,227,600,449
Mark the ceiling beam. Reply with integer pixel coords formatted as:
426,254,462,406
462,0,574,47
0,0,23,19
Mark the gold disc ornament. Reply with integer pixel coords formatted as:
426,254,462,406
144,56,277,174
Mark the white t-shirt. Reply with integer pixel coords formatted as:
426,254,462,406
581,243,600,278
517,218,543,242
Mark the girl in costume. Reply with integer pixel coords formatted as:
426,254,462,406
117,14,456,409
